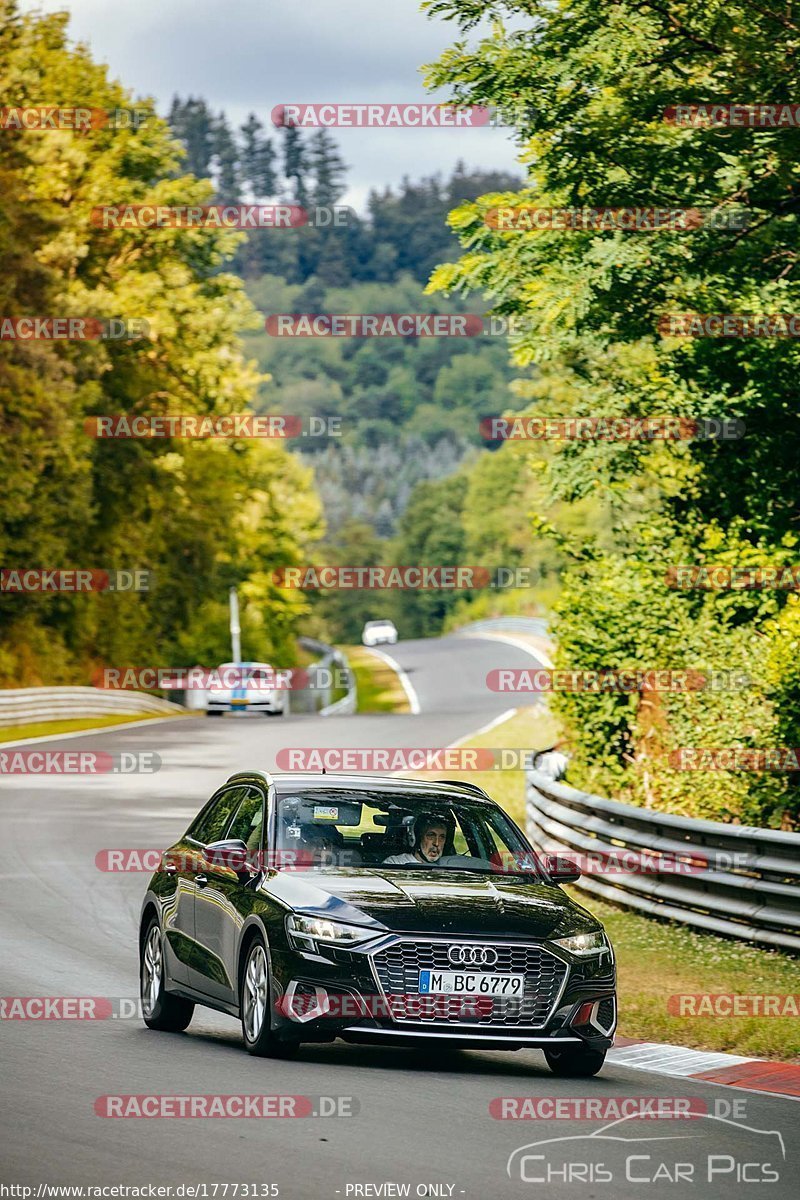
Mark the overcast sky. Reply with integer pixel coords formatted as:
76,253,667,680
22,0,525,209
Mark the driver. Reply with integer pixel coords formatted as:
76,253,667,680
383,814,449,866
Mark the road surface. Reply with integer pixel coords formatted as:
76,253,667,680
1,635,796,1197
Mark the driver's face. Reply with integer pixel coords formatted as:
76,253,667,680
417,824,447,862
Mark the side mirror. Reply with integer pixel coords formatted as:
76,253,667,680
205,838,258,877
544,854,581,883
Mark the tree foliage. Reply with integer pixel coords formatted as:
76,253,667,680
423,0,800,825
0,3,322,684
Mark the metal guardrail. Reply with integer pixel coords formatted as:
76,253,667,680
526,768,800,953
297,638,356,716
457,616,550,638
0,687,184,728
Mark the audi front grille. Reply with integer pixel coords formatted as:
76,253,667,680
368,939,569,1029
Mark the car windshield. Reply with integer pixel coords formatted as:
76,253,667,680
271,789,544,879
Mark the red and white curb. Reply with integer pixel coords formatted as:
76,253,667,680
609,1037,800,1098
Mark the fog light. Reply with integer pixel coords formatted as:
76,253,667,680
283,981,331,1023
573,1001,595,1026
571,997,616,1036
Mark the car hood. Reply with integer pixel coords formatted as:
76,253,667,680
265,867,597,940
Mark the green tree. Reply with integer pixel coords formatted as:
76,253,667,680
212,113,241,202
240,113,276,198
282,124,309,207
0,2,322,684
388,476,470,638
314,521,387,643
422,0,800,825
308,129,347,208
167,95,215,178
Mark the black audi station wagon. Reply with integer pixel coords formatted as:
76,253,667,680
139,772,616,1076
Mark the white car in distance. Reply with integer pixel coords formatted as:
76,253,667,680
361,619,398,647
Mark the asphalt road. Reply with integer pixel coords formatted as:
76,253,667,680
0,634,796,1198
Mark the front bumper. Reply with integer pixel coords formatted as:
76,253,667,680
206,695,283,714
270,932,616,1051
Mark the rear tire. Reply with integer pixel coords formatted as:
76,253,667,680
206,709,223,718
140,919,194,1032
240,936,298,1058
544,1045,606,1077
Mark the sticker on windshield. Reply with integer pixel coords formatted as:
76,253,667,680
314,805,339,821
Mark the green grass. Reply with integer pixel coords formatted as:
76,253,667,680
0,712,183,743
405,704,800,1061
584,898,800,1060
342,645,411,713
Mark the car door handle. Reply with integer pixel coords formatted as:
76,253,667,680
195,874,209,888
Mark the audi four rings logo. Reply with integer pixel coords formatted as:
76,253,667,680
447,945,498,967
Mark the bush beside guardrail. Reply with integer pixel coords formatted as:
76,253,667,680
526,767,800,953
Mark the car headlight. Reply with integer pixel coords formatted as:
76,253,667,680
552,930,609,957
286,914,374,952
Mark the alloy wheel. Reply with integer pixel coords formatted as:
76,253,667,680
243,943,269,1041
141,925,162,1018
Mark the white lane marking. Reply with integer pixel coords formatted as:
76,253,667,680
609,1042,800,1101
0,714,187,750
608,1041,754,1075
459,629,554,669
362,647,421,714
390,707,520,778
446,708,518,748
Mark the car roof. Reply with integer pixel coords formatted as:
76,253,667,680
218,661,273,669
225,770,493,803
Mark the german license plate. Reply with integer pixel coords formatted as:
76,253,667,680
418,970,524,996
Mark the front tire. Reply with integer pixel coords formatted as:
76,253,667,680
545,1045,606,1077
240,937,298,1058
140,919,194,1032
